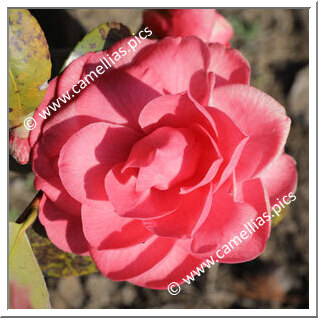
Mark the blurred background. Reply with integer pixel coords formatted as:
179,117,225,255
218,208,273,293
9,9,309,309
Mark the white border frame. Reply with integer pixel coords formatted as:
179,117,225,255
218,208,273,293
3,1,316,316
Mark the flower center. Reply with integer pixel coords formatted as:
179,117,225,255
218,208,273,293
122,126,200,192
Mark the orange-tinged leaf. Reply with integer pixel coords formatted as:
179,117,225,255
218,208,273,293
9,9,51,128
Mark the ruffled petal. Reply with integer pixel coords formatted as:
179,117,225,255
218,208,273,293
212,84,291,181
208,43,250,88
179,124,222,193
123,126,199,191
142,9,233,45
259,153,298,206
127,241,203,289
205,107,248,191
143,183,213,238
105,163,181,219
57,52,94,97
82,37,155,72
9,131,30,165
211,11,234,46
126,36,211,95
191,192,257,256
58,122,140,203
81,200,152,249
139,94,225,192
74,68,161,131
40,113,95,159
189,70,215,106
190,178,270,263
143,10,171,38
139,92,217,136
89,237,175,281
32,142,82,216
39,194,88,255
169,9,217,41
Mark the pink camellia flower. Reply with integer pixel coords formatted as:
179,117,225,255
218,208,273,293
143,9,234,46
10,281,32,309
30,36,297,289
9,132,30,165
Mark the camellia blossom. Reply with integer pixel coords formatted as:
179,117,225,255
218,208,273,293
9,129,31,165
9,281,32,309
30,36,297,289
143,9,234,46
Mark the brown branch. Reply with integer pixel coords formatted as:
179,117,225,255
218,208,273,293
16,190,43,224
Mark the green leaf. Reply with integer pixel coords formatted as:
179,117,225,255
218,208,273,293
61,22,131,72
271,205,289,226
28,227,98,277
9,9,51,128
9,222,51,309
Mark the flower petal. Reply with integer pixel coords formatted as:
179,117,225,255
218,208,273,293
143,9,233,45
143,183,213,238
259,153,298,206
139,92,217,136
75,68,161,131
39,194,88,255
179,124,223,193
205,107,248,191
169,9,217,41
190,178,270,263
123,126,199,191
211,11,234,46
81,200,152,250
127,241,203,289
32,142,82,216
105,163,181,219
89,237,175,281
57,52,93,97
82,37,155,71
208,43,250,88
212,84,291,181
143,9,171,38
58,122,140,203
127,36,211,95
